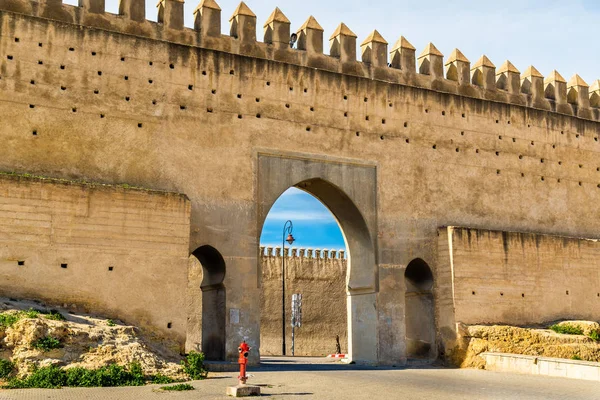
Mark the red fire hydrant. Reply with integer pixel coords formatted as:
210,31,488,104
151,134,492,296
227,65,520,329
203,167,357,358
237,341,250,385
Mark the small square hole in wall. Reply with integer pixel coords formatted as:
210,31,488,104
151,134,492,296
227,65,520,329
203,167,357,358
229,70,234,75
167,322,172,329
121,57,125,62
149,61,153,66
18,261,25,266
32,130,38,136
188,85,193,90
91,51,96,56
108,266,114,271
38,43,43,47
14,37,19,42
169,64,174,69
61,263,68,269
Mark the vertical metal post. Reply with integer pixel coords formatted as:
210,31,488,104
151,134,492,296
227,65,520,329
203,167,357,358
281,220,294,356
282,239,286,356
291,323,295,356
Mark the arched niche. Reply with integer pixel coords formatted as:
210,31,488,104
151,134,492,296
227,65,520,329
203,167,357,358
404,258,436,360
192,245,226,361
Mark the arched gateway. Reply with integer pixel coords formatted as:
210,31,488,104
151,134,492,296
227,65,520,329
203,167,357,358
257,153,378,363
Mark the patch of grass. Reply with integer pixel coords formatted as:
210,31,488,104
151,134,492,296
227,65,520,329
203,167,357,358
588,331,600,341
151,374,175,384
181,351,208,380
32,336,62,352
571,354,582,361
161,383,194,391
550,324,584,335
45,311,65,321
106,319,116,327
22,309,41,319
0,359,14,379
0,313,20,328
4,363,147,389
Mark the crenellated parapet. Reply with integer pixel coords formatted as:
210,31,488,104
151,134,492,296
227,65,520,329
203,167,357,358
259,246,347,260
0,0,599,121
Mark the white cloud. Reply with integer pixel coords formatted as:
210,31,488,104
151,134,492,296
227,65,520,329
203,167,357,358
265,210,335,222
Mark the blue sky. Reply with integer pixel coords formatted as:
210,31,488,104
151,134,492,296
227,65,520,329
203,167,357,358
93,0,599,249
95,0,600,84
259,188,345,250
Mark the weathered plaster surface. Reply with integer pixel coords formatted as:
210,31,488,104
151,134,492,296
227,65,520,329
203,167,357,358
1,1,600,364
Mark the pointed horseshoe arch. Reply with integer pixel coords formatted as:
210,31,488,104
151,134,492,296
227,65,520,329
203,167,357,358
257,153,378,363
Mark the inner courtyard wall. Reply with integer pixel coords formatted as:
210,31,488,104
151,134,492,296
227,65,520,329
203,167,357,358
260,247,348,357
1,2,600,362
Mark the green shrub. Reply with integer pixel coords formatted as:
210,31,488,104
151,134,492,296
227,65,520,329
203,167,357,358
5,365,66,389
4,363,147,389
161,383,194,391
571,354,582,361
33,336,62,352
0,359,14,379
181,351,208,380
550,324,584,335
106,319,116,327
588,330,600,341
151,374,175,384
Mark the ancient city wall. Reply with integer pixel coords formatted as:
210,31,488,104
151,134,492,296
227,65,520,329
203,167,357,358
436,227,600,352
0,174,191,349
1,0,600,363
260,247,347,356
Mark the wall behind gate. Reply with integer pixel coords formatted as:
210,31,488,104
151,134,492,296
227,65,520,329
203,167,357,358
0,174,191,349
260,247,348,356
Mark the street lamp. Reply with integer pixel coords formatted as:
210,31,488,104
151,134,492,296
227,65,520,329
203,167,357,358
282,220,295,356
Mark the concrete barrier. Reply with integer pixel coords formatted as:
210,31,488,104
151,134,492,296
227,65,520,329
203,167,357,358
482,352,600,381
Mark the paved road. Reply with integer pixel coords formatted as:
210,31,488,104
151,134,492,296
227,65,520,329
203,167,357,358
1,357,599,399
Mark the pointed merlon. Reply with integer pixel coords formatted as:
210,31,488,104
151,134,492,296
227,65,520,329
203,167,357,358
298,15,324,32
264,7,290,25
330,23,357,40
522,65,544,79
229,1,255,20
198,0,221,10
497,60,520,75
544,70,566,84
567,74,589,88
591,80,600,92
418,42,443,59
445,48,469,65
391,36,415,52
361,30,388,46
473,55,495,69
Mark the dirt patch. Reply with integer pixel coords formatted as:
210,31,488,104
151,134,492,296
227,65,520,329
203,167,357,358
450,322,600,368
0,299,186,382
